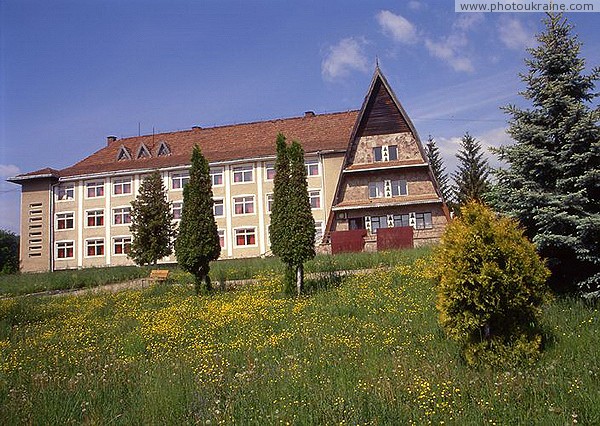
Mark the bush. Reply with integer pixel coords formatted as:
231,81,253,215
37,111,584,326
434,202,551,367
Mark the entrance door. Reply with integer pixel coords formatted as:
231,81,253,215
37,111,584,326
348,217,365,230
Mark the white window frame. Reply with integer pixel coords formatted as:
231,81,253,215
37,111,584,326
56,240,75,259
388,145,398,161
315,221,324,243
172,201,183,221
112,177,132,196
309,189,322,210
85,180,105,198
265,163,276,181
85,209,105,228
85,238,105,258
233,195,255,216
305,159,320,177
210,167,224,187
394,214,410,228
56,212,75,230
113,236,132,256
391,180,408,197
415,212,433,229
368,182,385,198
213,198,225,217
218,229,226,249
56,184,75,201
171,172,190,190
232,165,254,184
234,227,257,247
266,193,274,213
112,206,131,226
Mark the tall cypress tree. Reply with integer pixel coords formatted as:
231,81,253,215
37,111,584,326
129,170,176,266
270,134,315,295
426,135,451,203
452,132,490,209
175,145,221,294
492,13,599,293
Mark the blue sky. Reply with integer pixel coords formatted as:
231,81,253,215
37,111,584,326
1,0,598,233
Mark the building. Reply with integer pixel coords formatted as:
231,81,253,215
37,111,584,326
9,68,450,272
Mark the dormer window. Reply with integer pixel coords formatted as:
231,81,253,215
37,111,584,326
117,146,132,161
157,141,171,157
137,143,151,159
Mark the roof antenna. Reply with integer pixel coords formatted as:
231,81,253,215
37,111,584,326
138,122,141,136
375,55,380,69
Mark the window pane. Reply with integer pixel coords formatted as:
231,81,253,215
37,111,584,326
373,147,383,162
388,145,398,161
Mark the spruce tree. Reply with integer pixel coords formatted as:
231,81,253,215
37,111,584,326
452,132,490,209
492,13,600,293
0,229,19,275
270,134,316,295
129,170,176,266
175,145,221,294
426,135,451,203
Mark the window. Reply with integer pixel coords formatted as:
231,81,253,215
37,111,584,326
172,201,183,220
371,216,389,233
305,159,319,176
172,172,189,190
232,166,253,183
266,193,274,212
86,239,105,257
210,168,224,186
218,229,225,248
415,212,433,229
86,210,104,227
373,145,398,162
56,184,74,201
391,180,408,196
265,163,276,180
369,182,385,198
235,228,256,246
113,178,132,195
309,190,321,209
157,142,171,157
113,237,132,255
113,207,131,225
213,199,224,217
56,241,74,259
137,144,151,159
56,212,74,230
86,181,104,198
233,196,254,215
117,146,131,161
394,214,410,227
315,221,324,243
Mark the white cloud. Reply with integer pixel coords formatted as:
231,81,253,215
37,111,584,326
425,34,474,73
498,17,535,50
453,13,484,32
0,164,20,178
321,37,369,81
408,1,423,11
376,10,418,44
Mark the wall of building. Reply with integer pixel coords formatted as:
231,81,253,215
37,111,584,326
20,179,54,272
352,133,422,164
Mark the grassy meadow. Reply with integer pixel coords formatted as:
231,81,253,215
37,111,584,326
1,249,598,424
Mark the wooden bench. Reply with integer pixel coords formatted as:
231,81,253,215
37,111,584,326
143,269,170,286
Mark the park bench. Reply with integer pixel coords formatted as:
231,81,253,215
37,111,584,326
143,269,170,286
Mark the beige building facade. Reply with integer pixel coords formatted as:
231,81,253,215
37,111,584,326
9,68,449,272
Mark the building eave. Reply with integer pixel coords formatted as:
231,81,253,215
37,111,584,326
332,198,443,211
342,163,429,174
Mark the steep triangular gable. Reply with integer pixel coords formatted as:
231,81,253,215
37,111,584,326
117,145,132,161
137,143,151,159
343,67,429,168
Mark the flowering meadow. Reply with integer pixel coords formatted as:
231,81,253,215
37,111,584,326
1,250,598,424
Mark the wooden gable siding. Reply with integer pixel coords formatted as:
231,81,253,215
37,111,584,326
358,81,411,137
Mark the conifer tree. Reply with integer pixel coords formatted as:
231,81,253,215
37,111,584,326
175,145,221,294
492,13,600,293
270,134,316,295
129,170,176,266
452,132,490,209
426,135,451,203
0,229,19,275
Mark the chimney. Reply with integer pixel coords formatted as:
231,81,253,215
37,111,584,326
107,136,117,145
304,111,315,118
192,126,203,130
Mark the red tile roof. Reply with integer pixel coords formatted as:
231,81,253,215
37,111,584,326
48,111,358,179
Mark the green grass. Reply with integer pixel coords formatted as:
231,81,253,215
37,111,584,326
1,250,598,424
0,249,427,296
0,266,149,297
